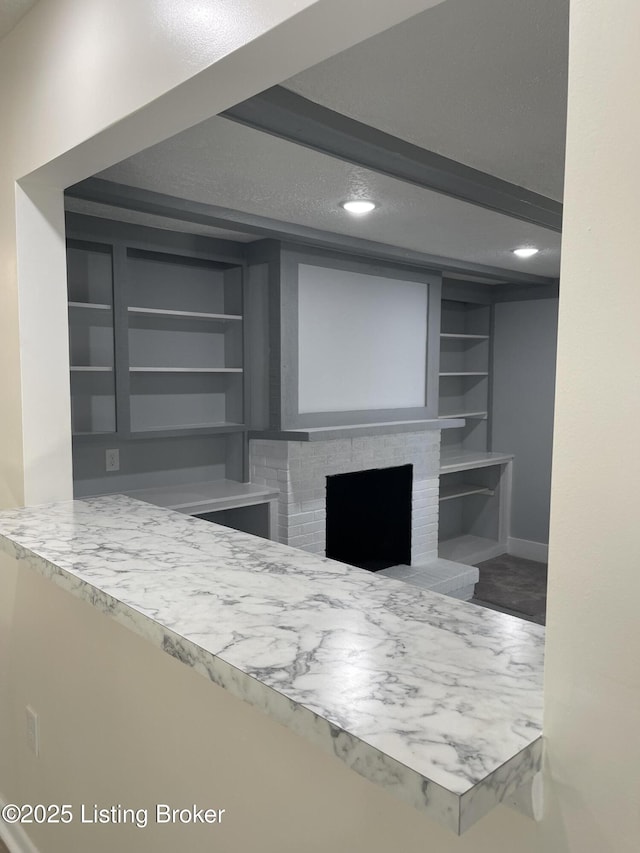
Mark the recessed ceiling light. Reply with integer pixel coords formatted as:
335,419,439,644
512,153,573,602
341,200,377,214
512,247,539,258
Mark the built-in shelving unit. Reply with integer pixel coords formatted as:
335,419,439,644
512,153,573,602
437,300,511,565
66,222,250,501
438,300,491,453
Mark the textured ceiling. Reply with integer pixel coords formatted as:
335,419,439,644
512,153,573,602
0,0,37,40
285,0,568,200
98,115,561,277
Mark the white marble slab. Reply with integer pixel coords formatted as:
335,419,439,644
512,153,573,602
0,495,544,834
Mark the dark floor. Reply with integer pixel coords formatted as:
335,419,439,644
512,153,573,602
472,553,548,625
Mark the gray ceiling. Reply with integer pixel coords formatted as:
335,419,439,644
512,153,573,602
285,0,569,201
98,115,561,278
88,0,569,280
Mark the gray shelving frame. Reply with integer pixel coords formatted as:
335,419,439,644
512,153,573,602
66,215,250,495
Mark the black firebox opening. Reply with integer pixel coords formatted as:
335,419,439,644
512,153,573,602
325,464,412,572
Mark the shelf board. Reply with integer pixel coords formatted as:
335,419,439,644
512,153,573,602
70,366,113,372
438,412,488,420
129,367,243,373
440,333,489,340
72,431,117,439
128,307,242,323
122,478,278,516
440,449,515,474
439,483,495,502
68,301,112,311
438,534,505,565
439,372,489,377
128,423,246,440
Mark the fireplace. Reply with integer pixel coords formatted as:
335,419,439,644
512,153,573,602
250,430,440,566
326,465,412,571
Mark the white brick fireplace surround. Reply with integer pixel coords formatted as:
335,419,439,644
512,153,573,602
250,431,441,565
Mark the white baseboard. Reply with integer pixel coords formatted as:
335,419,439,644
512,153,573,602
507,537,548,563
0,795,41,853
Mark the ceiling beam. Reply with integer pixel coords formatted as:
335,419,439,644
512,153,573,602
222,86,563,233
66,178,557,286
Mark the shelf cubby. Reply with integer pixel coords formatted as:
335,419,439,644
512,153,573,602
67,240,116,437
67,241,113,305
440,300,490,337
128,371,243,435
126,248,241,315
70,369,116,435
438,465,505,564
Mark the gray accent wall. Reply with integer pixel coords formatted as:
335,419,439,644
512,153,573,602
491,298,558,545
72,434,232,497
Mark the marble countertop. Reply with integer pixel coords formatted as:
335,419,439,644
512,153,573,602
0,495,544,834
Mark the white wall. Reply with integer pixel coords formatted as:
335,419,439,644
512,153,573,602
491,298,558,546
542,0,640,849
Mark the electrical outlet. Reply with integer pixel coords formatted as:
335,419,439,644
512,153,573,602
26,706,39,757
105,449,120,472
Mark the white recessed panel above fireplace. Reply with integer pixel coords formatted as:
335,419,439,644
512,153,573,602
297,264,428,413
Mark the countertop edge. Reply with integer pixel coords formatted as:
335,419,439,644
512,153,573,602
459,738,544,833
